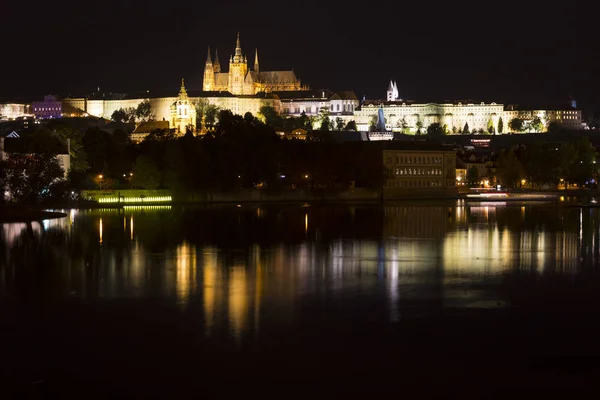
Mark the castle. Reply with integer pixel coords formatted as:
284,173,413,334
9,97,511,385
203,33,306,95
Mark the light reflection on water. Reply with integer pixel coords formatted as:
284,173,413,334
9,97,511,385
0,202,597,341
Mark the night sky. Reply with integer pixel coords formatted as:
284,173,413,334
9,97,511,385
3,0,599,115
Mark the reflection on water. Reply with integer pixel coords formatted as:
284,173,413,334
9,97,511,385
1,202,599,342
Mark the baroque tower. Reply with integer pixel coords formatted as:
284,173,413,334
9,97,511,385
228,32,248,95
203,47,214,91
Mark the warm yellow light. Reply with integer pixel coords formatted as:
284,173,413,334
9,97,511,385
98,174,103,179
304,174,309,179
484,180,489,186
521,179,526,185
456,176,462,181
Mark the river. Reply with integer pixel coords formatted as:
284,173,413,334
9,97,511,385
1,201,599,397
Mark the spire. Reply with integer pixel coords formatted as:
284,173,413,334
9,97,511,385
233,32,242,62
254,48,259,73
213,49,221,72
387,80,394,92
206,47,212,64
179,78,188,99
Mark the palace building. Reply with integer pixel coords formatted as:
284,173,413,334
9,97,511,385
203,33,306,95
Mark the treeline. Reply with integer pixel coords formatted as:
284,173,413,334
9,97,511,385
465,137,598,189
1,110,383,203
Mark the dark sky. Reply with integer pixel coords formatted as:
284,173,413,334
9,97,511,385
3,0,599,115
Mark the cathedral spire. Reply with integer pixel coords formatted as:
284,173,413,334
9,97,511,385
214,48,220,72
254,48,259,73
206,47,212,64
233,32,243,62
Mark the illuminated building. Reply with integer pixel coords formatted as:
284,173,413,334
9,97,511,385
32,95,62,119
169,79,196,134
381,143,458,198
503,106,583,132
355,99,504,134
355,83,584,134
0,103,30,120
203,33,306,95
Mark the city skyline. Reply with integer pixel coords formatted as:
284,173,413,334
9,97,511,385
2,1,599,114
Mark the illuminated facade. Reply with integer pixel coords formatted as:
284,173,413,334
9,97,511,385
355,84,584,134
0,103,30,120
32,95,62,119
503,107,583,132
382,145,457,198
203,33,305,95
355,100,504,134
169,79,196,134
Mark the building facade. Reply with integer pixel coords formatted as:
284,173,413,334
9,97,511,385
382,146,457,198
503,107,583,132
356,84,584,134
0,103,30,120
203,33,305,95
32,95,62,119
355,100,504,134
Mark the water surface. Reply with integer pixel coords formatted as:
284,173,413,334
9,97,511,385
1,201,599,397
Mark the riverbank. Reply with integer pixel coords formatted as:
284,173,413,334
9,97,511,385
0,205,67,222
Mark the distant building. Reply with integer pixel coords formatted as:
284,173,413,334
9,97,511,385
170,79,196,134
386,80,400,101
381,142,457,198
503,106,583,132
202,33,305,95
32,95,63,119
0,103,30,120
130,120,171,143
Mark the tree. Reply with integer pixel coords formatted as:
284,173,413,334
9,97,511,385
547,121,562,133
194,98,209,130
123,107,137,123
136,99,154,122
345,120,357,131
131,155,161,189
335,117,344,131
426,122,445,136
466,165,479,187
111,108,128,123
258,105,282,128
462,122,470,134
320,116,331,131
509,118,524,133
531,116,543,133
0,153,64,203
204,104,220,127
497,148,524,187
369,115,378,132
452,126,458,134
487,118,495,134
54,126,89,173
415,120,423,135
497,117,504,134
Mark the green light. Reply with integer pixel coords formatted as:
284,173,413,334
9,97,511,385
97,196,172,204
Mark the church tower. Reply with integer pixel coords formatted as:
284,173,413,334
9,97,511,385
228,32,248,95
213,49,221,73
170,79,197,134
203,47,214,91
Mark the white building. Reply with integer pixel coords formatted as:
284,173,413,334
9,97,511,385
355,100,504,134
0,103,31,120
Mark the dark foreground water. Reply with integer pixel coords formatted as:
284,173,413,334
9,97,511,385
1,201,600,398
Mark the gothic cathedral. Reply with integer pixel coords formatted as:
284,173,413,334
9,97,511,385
203,33,306,95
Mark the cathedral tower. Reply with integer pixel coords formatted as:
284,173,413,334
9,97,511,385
203,47,214,91
228,32,248,95
214,49,221,73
